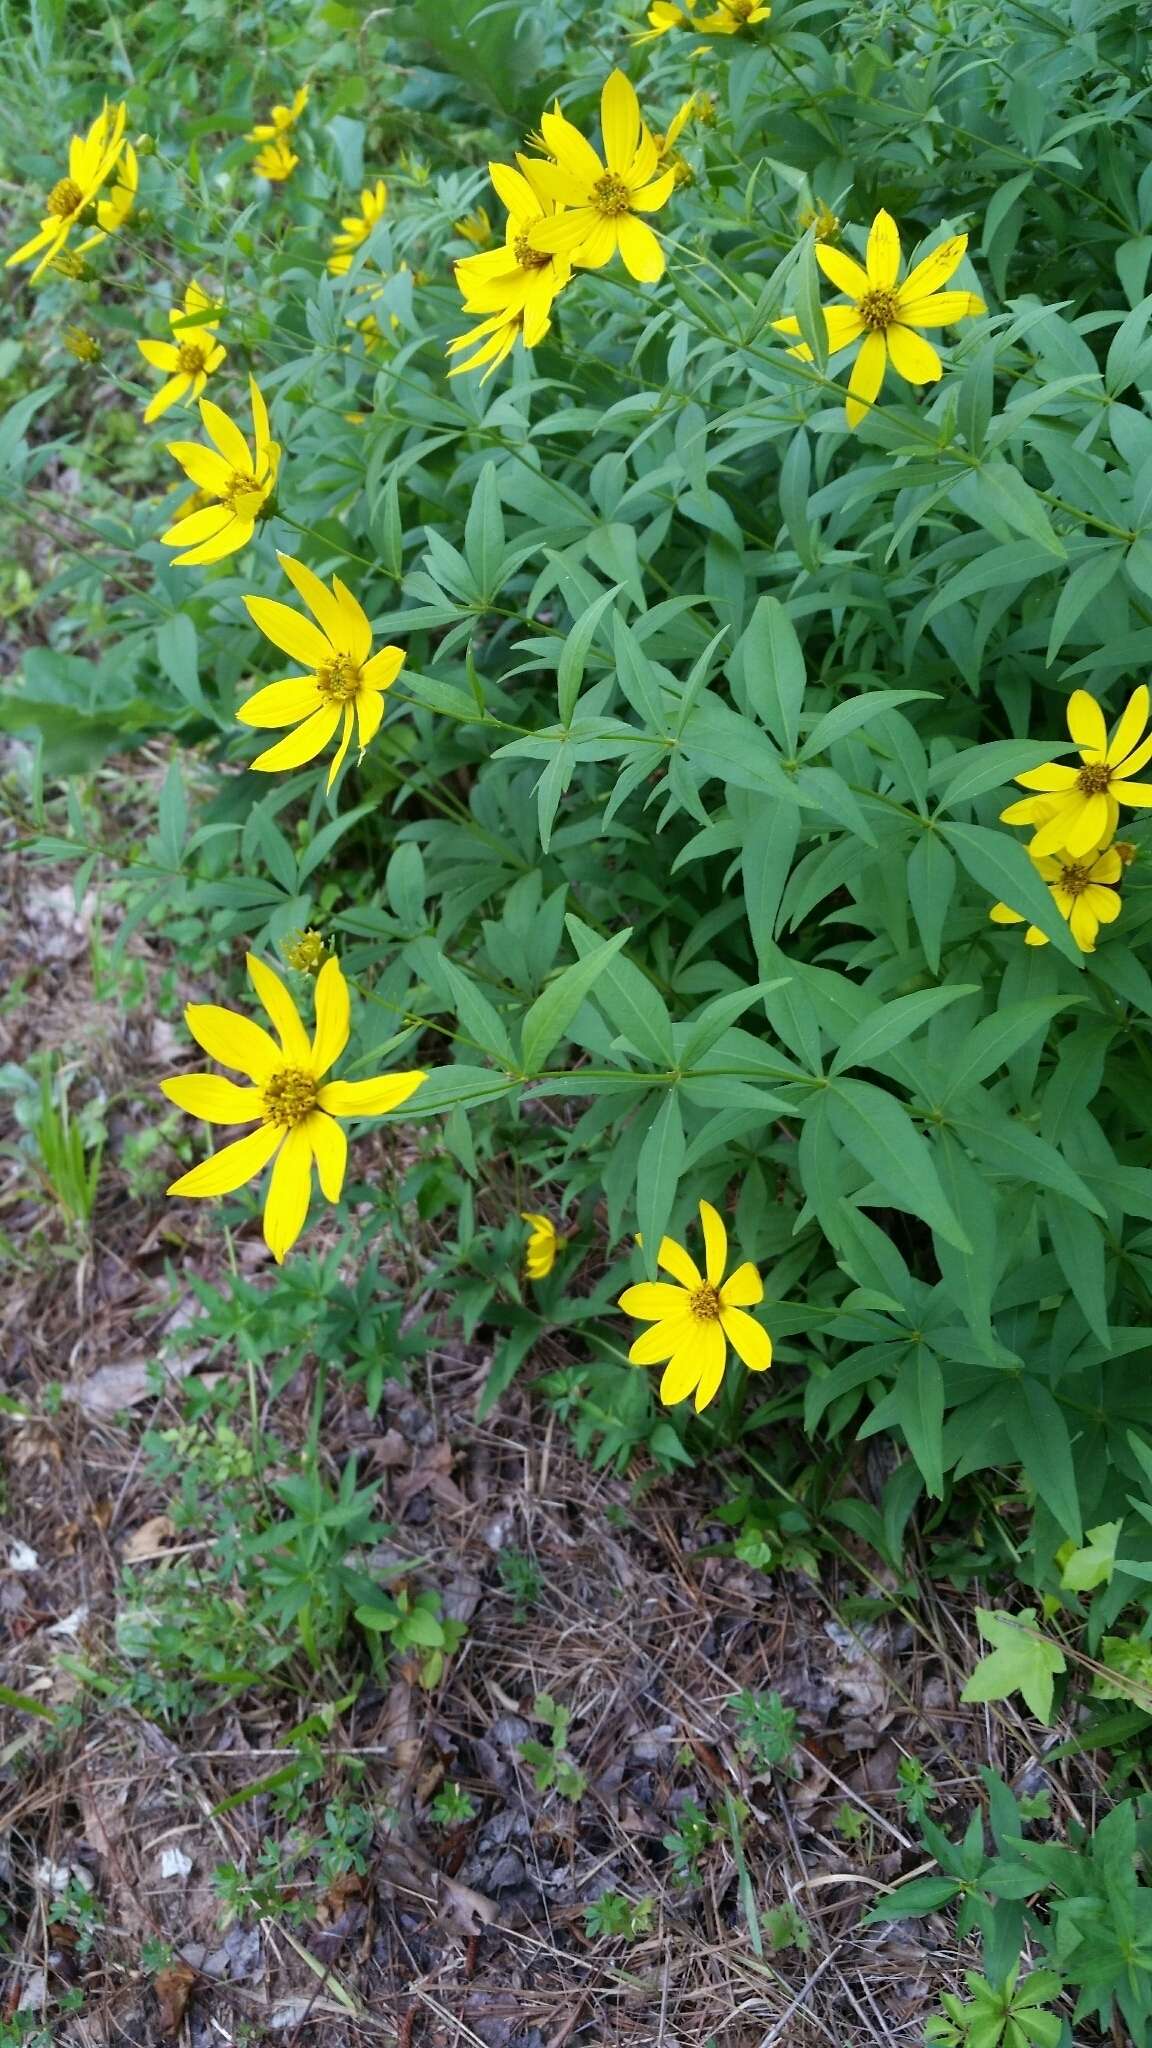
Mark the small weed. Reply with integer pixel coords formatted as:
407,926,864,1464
584,1891,655,1940
761,1899,811,1955
663,1798,717,1888
729,1688,798,1775
429,1781,478,1826
496,1547,543,1620
520,1694,587,1802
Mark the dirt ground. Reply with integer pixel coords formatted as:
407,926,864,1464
0,797,1088,2048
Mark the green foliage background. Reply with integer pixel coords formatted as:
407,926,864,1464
6,0,1152,1594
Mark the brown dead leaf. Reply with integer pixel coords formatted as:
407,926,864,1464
367,1429,409,1469
393,1441,467,1513
153,1962,196,2036
62,1355,193,1419
122,1516,177,1562
435,1872,498,1939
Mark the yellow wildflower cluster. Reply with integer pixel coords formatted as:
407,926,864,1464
247,84,308,183
991,687,1150,952
5,101,137,281
449,69,679,380
637,0,771,41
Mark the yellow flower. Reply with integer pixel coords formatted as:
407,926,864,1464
697,0,771,30
162,376,280,567
454,205,492,247
1000,685,1152,859
253,136,298,182
990,845,1123,954
653,96,699,186
618,1199,771,1413
634,0,698,40
798,199,839,241
77,143,138,249
162,952,425,1263
451,157,571,368
285,928,329,975
524,70,675,284
137,280,226,423
522,1211,564,1280
6,101,127,280
63,326,101,363
328,180,389,275
774,208,986,428
247,84,309,143
238,549,406,789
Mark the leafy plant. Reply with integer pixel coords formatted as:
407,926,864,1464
519,1694,587,1802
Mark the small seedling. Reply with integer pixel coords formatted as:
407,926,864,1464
519,1694,587,1801
761,1899,811,1954
729,1688,798,1775
583,1891,655,1940
497,1547,543,1620
663,1798,716,1887
925,1966,1063,2048
895,1754,938,1824
430,1781,478,1826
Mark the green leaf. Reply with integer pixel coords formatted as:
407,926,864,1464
636,1092,686,1275
566,913,674,1064
830,985,976,1076
1059,1521,1122,1592
967,463,1065,555
957,1115,1104,1216
864,1876,963,1924
1005,1381,1082,1542
825,1079,970,1250
738,595,806,754
557,584,619,724
894,1347,946,1498
906,832,955,973
961,1609,1067,1724
941,822,1082,962
520,927,633,1073
742,802,800,963
938,1000,1073,1099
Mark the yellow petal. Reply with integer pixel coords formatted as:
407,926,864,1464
276,551,357,655
720,1307,772,1372
316,1071,426,1117
237,677,324,728
899,233,967,301
184,1003,280,1081
1014,763,1079,790
693,1329,728,1412
160,1075,264,1122
165,441,232,492
250,702,342,772
541,107,604,188
619,1282,692,1318
162,506,232,550
144,375,191,424
355,689,385,751
138,339,180,369
1112,731,1152,781
262,1122,312,1262
306,1110,347,1202
1068,689,1108,756
631,1315,692,1367
1086,883,1121,923
824,305,866,352
895,289,984,328
615,213,664,283
845,328,886,428
989,902,1026,926
362,645,405,692
601,68,641,176
720,1260,763,1307
168,1119,281,1198
814,242,870,298
199,396,252,472
657,1235,702,1288
866,210,901,289
172,515,249,568
246,954,312,1065
331,574,373,662
885,324,942,386
311,955,350,1075
1067,896,1098,952
1109,682,1151,766
243,593,334,669
1065,792,1110,855
699,1198,727,1286
326,704,356,792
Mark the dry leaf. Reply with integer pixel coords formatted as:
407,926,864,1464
63,1355,194,1419
394,1441,467,1513
154,1962,196,2037
435,1873,498,1938
123,1516,177,1562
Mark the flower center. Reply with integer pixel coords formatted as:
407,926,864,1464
176,342,207,374
1058,862,1093,898
48,177,85,219
690,1284,722,1321
513,228,553,270
858,287,900,330
315,654,362,703
1076,762,1112,795
223,470,264,515
263,1067,319,1126
591,172,632,218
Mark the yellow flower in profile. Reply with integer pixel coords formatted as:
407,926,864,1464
1000,685,1152,858
454,205,492,247
654,96,699,186
247,84,309,143
522,1212,564,1281
6,101,127,280
774,208,986,428
239,550,406,788
450,157,571,376
328,180,388,275
254,136,298,182
618,1199,771,1413
285,928,329,975
697,0,771,30
990,845,1123,953
525,70,675,284
162,376,280,567
634,0,698,40
162,953,425,1263
137,281,226,423
77,143,138,248
798,199,839,241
